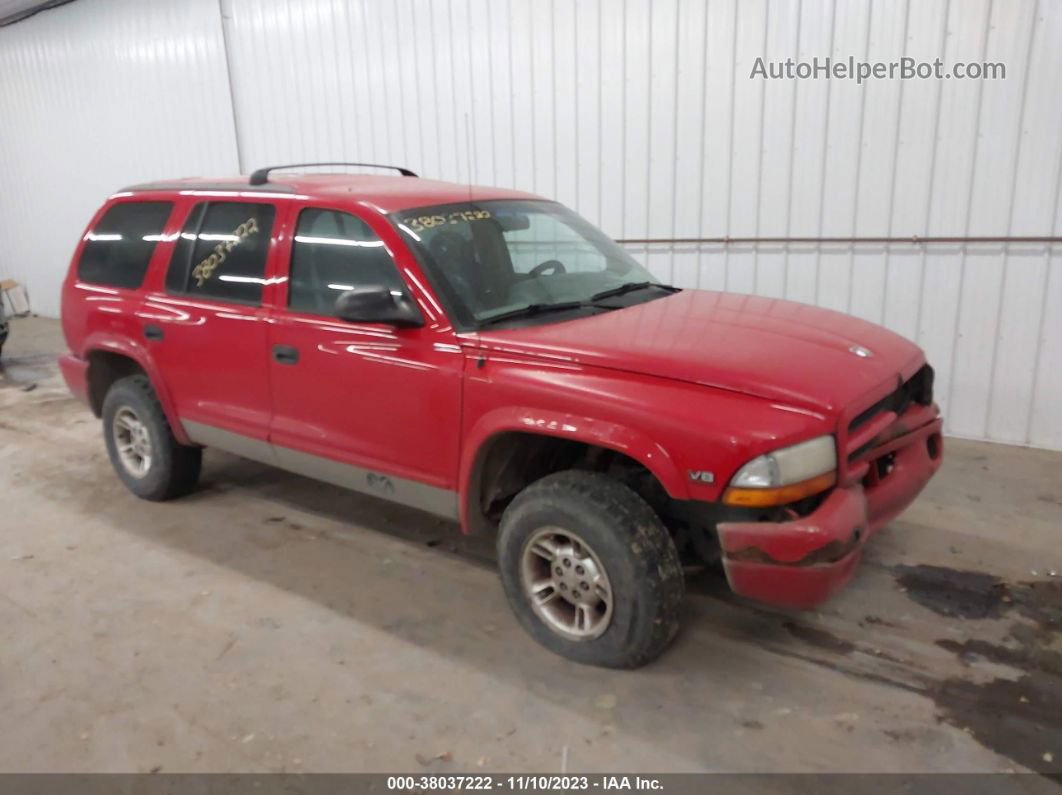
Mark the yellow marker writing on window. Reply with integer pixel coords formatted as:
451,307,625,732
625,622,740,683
191,217,259,287
407,209,491,232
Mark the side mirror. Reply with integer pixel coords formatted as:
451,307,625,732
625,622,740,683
334,285,424,327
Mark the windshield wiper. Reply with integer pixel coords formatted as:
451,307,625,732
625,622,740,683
477,283,680,327
477,301,591,327
589,281,681,302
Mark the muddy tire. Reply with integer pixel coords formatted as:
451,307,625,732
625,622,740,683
497,470,684,668
102,374,201,501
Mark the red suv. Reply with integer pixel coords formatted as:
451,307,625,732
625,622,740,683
60,163,943,667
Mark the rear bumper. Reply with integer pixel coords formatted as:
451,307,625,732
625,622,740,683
717,413,943,609
59,352,91,409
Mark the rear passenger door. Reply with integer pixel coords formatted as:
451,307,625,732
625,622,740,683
140,200,281,446
267,205,463,515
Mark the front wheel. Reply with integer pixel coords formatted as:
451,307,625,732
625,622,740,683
102,374,201,501
497,470,685,668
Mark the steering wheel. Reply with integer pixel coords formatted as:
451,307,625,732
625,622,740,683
529,259,567,277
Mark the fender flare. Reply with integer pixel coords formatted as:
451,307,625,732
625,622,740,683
81,333,191,445
459,406,689,533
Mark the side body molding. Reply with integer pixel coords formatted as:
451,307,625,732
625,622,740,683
182,420,460,520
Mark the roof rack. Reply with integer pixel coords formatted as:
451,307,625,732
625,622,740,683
248,162,418,185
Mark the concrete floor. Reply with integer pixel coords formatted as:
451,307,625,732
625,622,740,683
1,315,1060,774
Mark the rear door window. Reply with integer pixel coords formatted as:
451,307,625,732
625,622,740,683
77,201,173,288
165,201,276,305
287,208,406,316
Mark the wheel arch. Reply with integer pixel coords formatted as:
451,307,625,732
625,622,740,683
84,340,190,444
459,407,689,535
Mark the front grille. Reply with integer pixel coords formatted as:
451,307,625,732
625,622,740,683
849,364,934,433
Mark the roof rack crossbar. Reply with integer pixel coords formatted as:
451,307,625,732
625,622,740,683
248,162,418,185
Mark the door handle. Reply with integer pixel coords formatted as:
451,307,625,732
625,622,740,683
144,324,164,341
272,344,299,365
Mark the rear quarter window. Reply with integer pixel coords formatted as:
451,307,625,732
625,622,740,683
77,201,173,288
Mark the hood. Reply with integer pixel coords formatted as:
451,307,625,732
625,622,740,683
472,290,925,413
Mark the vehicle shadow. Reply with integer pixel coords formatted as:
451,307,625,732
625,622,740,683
150,450,906,682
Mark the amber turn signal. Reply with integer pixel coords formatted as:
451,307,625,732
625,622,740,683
721,470,837,507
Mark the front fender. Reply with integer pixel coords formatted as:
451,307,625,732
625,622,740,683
459,405,689,532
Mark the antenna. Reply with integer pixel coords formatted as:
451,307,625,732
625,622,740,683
464,113,474,201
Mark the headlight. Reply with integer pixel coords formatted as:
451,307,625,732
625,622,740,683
722,435,837,507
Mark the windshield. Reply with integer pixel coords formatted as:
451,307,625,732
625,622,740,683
391,200,662,327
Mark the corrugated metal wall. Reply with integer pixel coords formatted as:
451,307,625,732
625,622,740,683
0,0,240,319
1,0,1059,448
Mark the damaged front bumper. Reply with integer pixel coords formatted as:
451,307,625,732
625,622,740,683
717,409,943,609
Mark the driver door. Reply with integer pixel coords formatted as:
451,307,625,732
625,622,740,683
267,205,463,516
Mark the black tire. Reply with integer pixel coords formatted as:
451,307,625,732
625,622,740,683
101,374,201,501
497,470,685,668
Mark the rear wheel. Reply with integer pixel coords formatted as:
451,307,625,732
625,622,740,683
102,375,201,501
497,470,684,668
